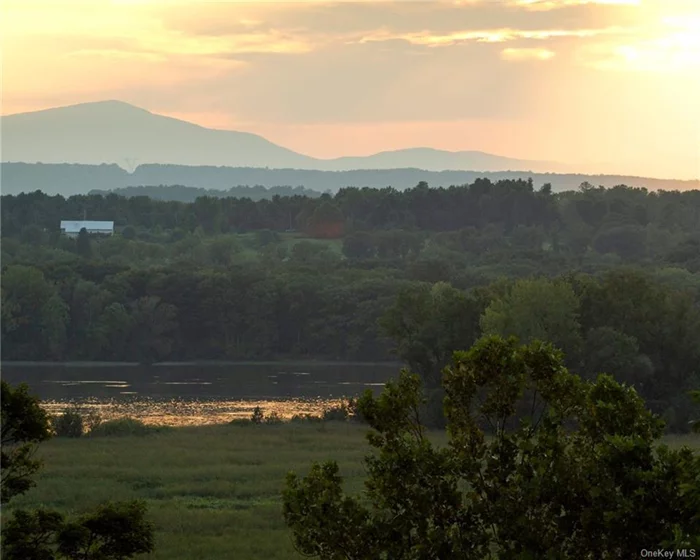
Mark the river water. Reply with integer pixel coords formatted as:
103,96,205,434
0,362,401,426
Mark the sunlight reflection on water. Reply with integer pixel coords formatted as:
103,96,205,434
41,397,348,427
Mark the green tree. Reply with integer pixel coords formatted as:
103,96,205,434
0,382,155,559
3,500,154,560
593,225,648,260
380,282,482,386
20,225,46,246
127,296,178,364
290,241,339,268
65,280,113,359
1,265,69,360
1,381,52,504
342,231,376,260
207,235,242,266
121,225,137,240
93,303,133,360
306,201,345,238
582,326,654,389
480,277,583,364
255,229,279,248
283,336,700,559
75,228,92,258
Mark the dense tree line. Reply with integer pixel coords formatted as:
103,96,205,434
2,180,700,431
89,184,325,202
3,180,700,268
2,261,698,430
4,161,699,197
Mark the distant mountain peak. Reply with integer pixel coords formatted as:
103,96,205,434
2,100,576,174
5,99,149,118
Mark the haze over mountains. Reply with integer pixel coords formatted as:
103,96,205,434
3,162,699,199
2,100,699,198
2,100,580,174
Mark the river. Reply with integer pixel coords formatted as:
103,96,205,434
0,362,401,426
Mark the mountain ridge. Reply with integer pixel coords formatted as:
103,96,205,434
3,162,698,198
2,100,579,174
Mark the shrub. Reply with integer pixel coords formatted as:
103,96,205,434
322,404,350,422
88,418,154,437
347,398,367,424
290,414,323,424
82,409,103,433
264,412,283,425
251,406,264,424
52,407,84,438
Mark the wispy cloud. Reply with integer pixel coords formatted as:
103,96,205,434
512,0,640,10
354,25,631,47
2,0,698,180
501,47,556,60
578,15,700,72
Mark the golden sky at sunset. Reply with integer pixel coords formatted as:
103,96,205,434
2,0,699,179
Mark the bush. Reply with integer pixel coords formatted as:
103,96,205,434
250,406,264,424
88,418,155,437
290,414,323,424
82,409,103,432
52,407,84,438
347,398,368,424
264,412,283,425
322,404,350,422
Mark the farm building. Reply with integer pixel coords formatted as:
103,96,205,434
60,220,114,238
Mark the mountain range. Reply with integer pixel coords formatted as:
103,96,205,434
3,162,699,198
3,100,699,197
2,100,577,174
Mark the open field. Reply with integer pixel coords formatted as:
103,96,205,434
6,423,700,560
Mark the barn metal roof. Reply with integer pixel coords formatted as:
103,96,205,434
60,220,114,232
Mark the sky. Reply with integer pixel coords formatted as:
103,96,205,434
2,0,699,179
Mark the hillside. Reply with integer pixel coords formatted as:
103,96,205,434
1,101,316,170
2,162,699,198
2,101,572,173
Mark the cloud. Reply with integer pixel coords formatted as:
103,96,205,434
353,25,632,47
2,0,698,180
501,47,556,60
577,15,700,73
512,0,640,10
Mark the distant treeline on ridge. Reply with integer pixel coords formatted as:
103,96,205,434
3,162,699,197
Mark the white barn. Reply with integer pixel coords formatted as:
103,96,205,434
60,220,114,238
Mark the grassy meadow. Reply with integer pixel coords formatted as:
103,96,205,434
6,422,700,560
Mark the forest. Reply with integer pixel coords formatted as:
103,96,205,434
2,178,700,431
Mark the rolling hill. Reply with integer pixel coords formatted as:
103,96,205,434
2,100,573,173
2,162,699,198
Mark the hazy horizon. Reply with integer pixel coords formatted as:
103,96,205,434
2,0,700,180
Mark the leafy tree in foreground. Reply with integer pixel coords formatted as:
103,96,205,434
283,336,700,559
0,381,155,560
2,502,154,560
1,381,52,504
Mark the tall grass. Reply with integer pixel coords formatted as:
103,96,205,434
6,423,376,560
5,423,698,560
